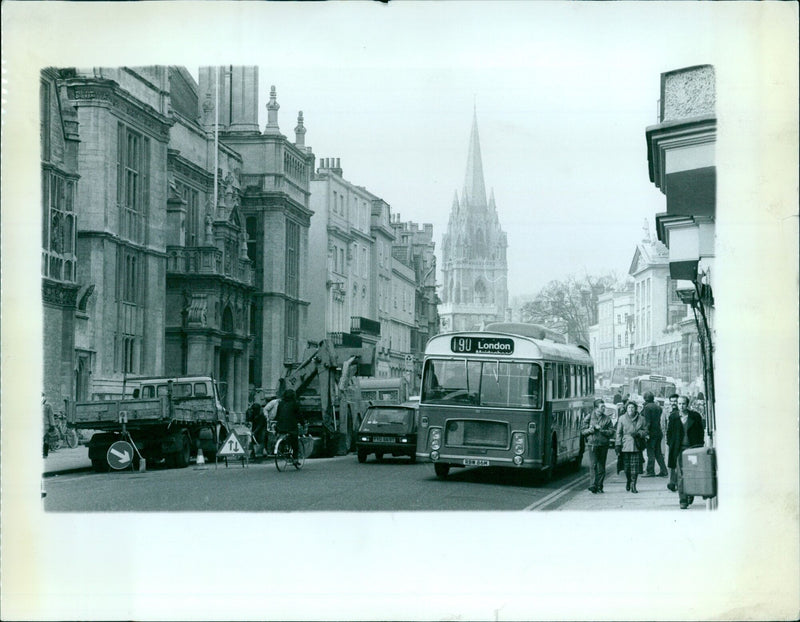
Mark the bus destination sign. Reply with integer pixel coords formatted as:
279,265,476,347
450,336,515,355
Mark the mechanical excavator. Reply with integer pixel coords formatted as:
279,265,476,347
276,339,376,457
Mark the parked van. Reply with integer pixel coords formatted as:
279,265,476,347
358,377,409,406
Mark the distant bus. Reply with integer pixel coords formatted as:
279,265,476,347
609,365,651,394
628,374,677,406
416,322,594,480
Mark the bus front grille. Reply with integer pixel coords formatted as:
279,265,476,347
445,420,508,448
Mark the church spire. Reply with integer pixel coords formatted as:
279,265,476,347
462,109,487,206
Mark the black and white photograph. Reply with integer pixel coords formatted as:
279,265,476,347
2,2,798,620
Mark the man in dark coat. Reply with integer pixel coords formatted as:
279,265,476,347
666,395,705,509
641,392,668,477
246,399,267,455
275,390,305,462
581,399,616,494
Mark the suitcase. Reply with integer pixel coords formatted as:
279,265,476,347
679,446,717,498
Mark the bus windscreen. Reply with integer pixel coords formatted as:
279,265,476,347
422,359,542,409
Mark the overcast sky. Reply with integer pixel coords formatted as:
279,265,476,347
173,2,766,301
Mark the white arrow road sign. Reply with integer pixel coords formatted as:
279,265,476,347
107,440,134,470
110,447,130,461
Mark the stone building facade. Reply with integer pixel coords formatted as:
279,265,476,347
163,66,255,412
390,218,440,389
41,68,81,409
42,66,313,414
628,224,700,384
645,64,716,416
308,157,380,352
198,69,315,396
59,67,173,399
439,112,508,332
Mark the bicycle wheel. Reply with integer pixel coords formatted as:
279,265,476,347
66,428,79,449
274,437,291,472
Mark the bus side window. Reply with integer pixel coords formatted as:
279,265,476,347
546,364,553,400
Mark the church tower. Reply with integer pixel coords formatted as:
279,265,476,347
439,110,509,332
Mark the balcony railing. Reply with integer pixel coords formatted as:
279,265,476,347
327,332,363,347
166,246,253,285
350,316,381,336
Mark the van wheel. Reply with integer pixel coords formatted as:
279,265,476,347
434,463,450,479
357,450,367,463
375,452,384,462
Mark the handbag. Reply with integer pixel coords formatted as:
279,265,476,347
634,433,647,451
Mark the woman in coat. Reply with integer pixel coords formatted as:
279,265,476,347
615,401,649,493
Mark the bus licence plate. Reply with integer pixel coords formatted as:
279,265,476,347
463,458,490,466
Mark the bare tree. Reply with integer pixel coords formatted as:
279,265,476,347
520,273,618,344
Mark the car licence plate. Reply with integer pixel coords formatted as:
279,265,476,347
463,458,490,466
374,436,394,443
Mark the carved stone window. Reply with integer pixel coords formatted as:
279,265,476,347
117,123,150,244
41,171,77,283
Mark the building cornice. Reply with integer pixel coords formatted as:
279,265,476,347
62,77,174,142
645,115,716,191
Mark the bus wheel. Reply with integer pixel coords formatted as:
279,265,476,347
434,463,450,479
545,440,558,481
571,441,584,471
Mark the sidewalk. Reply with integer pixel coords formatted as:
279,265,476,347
42,446,92,476
553,460,707,511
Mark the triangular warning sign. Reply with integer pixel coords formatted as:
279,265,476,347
218,431,246,456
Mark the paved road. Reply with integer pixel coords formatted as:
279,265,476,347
43,453,590,512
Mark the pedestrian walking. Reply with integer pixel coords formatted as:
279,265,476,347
42,393,55,458
615,401,648,493
246,398,268,456
641,391,668,477
581,399,615,493
666,395,705,509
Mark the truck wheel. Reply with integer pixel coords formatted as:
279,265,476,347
434,463,450,479
357,450,367,463
92,459,109,473
174,435,191,468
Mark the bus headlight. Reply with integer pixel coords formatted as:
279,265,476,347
430,450,439,461
430,428,442,451
513,455,523,466
512,432,525,455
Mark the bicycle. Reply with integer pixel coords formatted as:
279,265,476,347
274,424,310,472
48,412,79,450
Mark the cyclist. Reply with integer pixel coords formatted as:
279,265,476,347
274,389,306,465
